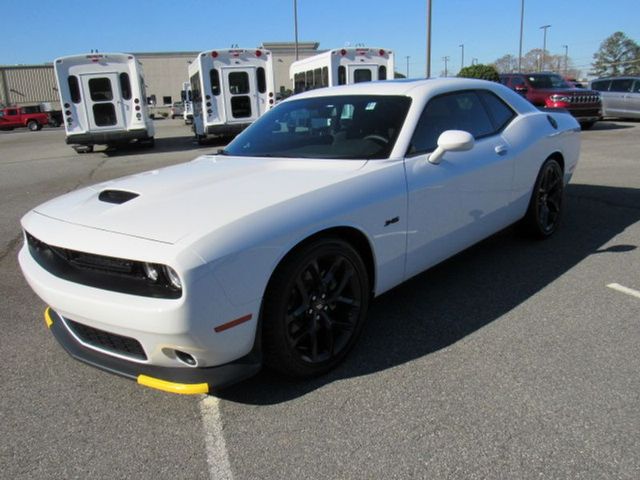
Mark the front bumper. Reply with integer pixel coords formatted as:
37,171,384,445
45,308,261,393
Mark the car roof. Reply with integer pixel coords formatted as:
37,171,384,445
283,77,538,114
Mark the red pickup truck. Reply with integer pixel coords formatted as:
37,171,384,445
0,106,49,131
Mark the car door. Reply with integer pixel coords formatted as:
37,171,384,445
403,90,516,279
348,65,377,84
591,80,612,115
221,67,258,124
80,73,125,130
626,79,640,118
2,108,20,128
607,78,634,117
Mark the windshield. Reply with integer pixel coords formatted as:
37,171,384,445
527,74,572,89
223,95,412,159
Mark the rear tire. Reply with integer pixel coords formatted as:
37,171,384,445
520,158,564,238
27,120,40,131
262,238,370,378
580,121,596,130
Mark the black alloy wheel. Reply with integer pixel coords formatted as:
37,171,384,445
263,238,370,378
523,158,564,238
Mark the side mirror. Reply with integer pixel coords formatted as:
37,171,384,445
428,130,474,165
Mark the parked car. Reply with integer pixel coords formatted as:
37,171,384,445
500,72,601,129
19,78,580,394
0,106,49,131
590,77,640,119
170,101,184,119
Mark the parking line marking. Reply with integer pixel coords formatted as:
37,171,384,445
607,283,640,300
199,395,234,480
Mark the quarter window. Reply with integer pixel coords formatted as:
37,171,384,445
477,91,515,131
379,66,387,80
257,67,266,93
338,66,346,85
68,75,81,103
210,69,220,96
119,73,131,100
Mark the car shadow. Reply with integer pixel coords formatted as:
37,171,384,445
589,121,635,131
100,135,229,157
217,183,640,404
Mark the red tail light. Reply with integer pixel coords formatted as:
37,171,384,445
340,49,347,56
379,49,385,56
255,50,262,57
211,51,218,58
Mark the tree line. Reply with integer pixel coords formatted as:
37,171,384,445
492,31,639,78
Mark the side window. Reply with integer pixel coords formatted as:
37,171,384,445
511,76,526,88
632,80,640,93
322,67,328,87
119,73,131,100
338,66,346,85
68,75,81,103
294,72,305,94
378,65,387,80
477,90,516,131
210,69,220,96
408,91,494,155
591,80,610,92
305,71,313,90
610,79,633,92
313,68,322,88
257,67,266,93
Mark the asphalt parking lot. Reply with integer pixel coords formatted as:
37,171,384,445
1,119,639,479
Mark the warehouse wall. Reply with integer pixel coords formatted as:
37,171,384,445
0,65,59,107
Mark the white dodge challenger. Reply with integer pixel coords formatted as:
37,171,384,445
19,78,580,394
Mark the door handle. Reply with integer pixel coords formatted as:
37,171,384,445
495,145,508,155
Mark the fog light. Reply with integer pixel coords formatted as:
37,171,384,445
163,266,182,290
143,263,159,282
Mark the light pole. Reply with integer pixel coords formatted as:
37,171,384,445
293,0,299,61
518,0,525,72
562,44,568,75
459,44,464,71
472,58,478,65
426,0,432,78
442,56,450,76
540,24,551,71
405,56,410,78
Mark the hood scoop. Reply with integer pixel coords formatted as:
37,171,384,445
98,189,139,205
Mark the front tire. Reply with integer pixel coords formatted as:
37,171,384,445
521,158,564,238
262,238,370,378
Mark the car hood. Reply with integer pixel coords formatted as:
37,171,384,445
33,155,368,244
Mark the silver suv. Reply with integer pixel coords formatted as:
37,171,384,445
590,77,640,119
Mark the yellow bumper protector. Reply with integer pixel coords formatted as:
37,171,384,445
44,307,54,328
137,374,209,395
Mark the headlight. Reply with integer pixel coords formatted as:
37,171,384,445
549,94,571,103
144,262,181,291
143,262,159,282
163,266,182,290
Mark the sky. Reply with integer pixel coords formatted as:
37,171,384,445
2,0,639,79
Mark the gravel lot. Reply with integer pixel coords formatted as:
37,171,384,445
1,119,638,479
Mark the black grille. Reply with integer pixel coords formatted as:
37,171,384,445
25,231,181,299
66,319,147,360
